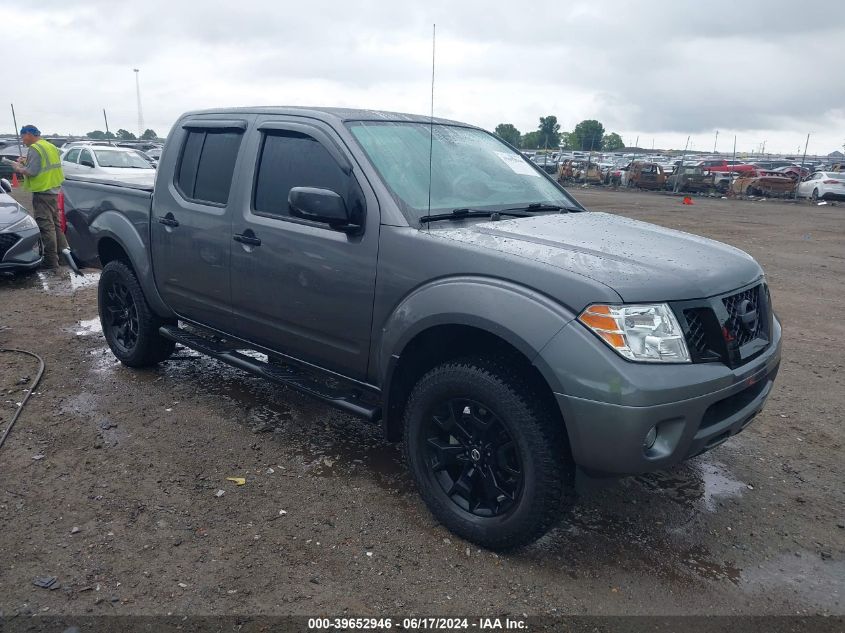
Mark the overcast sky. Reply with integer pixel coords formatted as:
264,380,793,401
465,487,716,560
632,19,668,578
6,1,845,155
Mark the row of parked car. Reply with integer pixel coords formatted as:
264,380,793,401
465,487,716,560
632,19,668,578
0,138,163,184
537,153,845,200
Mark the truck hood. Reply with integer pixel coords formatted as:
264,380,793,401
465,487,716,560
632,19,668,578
432,212,762,302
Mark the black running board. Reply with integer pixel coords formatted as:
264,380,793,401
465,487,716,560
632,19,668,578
159,325,381,422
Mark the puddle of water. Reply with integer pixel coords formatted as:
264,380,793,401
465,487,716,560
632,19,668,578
530,455,749,586
69,271,100,291
73,317,103,336
633,458,747,512
0,269,100,295
680,545,741,583
90,347,122,373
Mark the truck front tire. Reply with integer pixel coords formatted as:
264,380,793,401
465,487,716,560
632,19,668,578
98,260,175,367
403,357,574,550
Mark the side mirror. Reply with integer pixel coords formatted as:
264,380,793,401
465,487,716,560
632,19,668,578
289,186,358,233
0,178,11,193
81,159,95,168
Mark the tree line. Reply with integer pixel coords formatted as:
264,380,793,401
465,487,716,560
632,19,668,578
85,128,160,141
494,117,624,152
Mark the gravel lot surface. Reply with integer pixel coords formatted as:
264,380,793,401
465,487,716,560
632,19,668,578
1,187,842,618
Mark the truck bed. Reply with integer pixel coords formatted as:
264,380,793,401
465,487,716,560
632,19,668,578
62,175,154,264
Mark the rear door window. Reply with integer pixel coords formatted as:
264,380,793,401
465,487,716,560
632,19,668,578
64,148,81,163
176,129,243,205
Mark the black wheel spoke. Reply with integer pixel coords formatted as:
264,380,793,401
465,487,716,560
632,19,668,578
103,279,140,353
427,438,467,472
495,441,521,477
424,396,523,518
432,401,472,444
448,463,477,500
479,464,513,510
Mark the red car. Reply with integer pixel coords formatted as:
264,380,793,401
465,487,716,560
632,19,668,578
696,159,758,174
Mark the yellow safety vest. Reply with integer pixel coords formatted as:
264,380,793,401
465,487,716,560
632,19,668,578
24,139,65,192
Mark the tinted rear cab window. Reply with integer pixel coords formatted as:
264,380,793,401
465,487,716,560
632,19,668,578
176,129,243,205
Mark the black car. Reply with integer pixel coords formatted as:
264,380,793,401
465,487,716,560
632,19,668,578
0,145,26,180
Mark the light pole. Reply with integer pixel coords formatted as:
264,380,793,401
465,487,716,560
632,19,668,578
134,68,144,139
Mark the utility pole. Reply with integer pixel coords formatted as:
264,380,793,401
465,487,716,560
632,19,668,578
713,130,719,154
731,136,737,195
673,136,690,194
799,133,810,197
10,104,22,156
103,109,113,145
134,68,144,139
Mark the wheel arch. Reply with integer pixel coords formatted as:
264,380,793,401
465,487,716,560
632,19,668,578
91,211,174,319
381,321,569,444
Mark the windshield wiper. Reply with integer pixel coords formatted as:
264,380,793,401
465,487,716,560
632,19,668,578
419,208,529,224
500,202,581,213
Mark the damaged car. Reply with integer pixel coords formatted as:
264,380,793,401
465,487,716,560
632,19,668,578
623,161,667,190
666,165,714,193
731,171,796,198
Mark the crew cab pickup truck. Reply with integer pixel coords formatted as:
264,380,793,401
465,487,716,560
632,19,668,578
62,107,782,550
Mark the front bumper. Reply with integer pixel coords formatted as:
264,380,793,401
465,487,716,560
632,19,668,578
0,228,43,271
540,314,782,476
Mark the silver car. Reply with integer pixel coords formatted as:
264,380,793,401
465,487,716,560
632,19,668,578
61,144,156,185
0,179,42,272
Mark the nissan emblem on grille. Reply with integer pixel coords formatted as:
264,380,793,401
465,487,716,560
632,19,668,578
737,299,759,333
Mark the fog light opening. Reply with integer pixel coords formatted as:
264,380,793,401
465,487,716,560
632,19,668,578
643,425,658,450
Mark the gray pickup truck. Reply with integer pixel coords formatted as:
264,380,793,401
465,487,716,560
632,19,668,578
62,107,781,550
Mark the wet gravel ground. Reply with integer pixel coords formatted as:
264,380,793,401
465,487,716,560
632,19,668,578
0,188,843,617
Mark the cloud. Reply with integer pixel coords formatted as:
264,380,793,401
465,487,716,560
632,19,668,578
5,1,845,154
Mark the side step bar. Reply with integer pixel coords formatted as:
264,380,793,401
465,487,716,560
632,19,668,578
159,325,382,422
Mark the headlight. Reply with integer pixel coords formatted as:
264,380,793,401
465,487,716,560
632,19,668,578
4,212,38,233
578,303,690,363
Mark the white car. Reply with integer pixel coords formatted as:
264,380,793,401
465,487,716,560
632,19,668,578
61,145,156,185
795,171,845,201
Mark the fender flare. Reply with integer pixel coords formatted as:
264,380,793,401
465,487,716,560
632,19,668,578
91,210,175,319
378,276,578,422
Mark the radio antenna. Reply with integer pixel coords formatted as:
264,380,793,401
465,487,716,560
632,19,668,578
426,24,436,226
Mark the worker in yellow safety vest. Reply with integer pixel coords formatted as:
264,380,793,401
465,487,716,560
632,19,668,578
13,124,69,270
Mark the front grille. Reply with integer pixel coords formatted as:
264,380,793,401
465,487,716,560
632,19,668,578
722,285,765,347
0,233,20,260
674,282,772,368
684,309,708,355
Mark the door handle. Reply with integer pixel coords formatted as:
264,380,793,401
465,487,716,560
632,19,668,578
233,232,261,246
157,214,179,227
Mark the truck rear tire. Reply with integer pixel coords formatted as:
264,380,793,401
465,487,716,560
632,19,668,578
403,357,574,550
98,260,175,367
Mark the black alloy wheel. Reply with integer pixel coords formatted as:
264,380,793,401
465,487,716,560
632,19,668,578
103,278,140,355
424,398,523,517
403,357,573,550
98,260,175,367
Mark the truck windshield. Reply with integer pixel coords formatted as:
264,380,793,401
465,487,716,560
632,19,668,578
347,121,580,223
